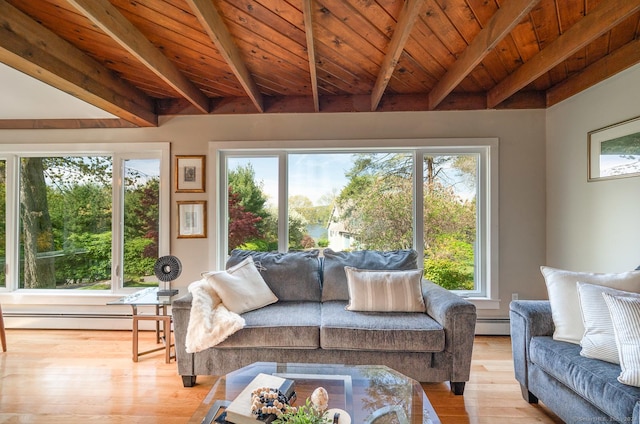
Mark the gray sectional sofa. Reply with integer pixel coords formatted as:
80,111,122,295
172,249,477,394
510,300,640,424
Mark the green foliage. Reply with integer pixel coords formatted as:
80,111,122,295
288,208,308,250
337,173,413,250
237,239,276,252
19,156,161,288
228,164,269,220
337,152,478,290
272,399,330,424
123,237,155,279
317,238,329,248
289,195,332,227
228,164,272,250
56,232,112,285
424,234,475,290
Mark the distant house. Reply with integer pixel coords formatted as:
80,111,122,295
326,205,356,251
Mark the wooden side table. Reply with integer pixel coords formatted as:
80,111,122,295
109,287,175,363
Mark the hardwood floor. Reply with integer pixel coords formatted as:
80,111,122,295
0,330,563,423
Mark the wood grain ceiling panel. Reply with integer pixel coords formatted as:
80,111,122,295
112,1,246,97
1,0,639,126
6,0,180,99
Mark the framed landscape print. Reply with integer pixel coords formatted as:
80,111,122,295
177,201,207,238
175,155,205,192
588,116,640,181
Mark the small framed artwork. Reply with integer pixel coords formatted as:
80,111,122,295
175,155,206,192
588,116,640,181
177,201,207,238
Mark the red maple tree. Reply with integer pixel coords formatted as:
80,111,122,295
228,187,262,250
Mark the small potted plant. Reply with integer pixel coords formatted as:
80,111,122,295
272,398,330,424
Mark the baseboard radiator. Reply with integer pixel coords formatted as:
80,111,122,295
475,318,511,335
2,312,511,334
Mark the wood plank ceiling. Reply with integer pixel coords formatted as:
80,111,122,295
0,0,639,128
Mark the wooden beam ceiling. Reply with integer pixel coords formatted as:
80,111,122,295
428,0,542,110
302,0,320,112
487,0,640,108
370,0,423,112
185,0,264,113
0,0,157,127
1,0,639,129
546,38,640,107
67,0,209,114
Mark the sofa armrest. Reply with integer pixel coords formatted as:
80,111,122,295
422,280,477,384
509,300,554,395
171,292,195,380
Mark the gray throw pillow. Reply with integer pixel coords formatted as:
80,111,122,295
226,250,322,302
321,249,418,302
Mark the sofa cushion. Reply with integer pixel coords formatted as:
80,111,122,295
216,302,321,349
577,283,640,364
322,249,418,302
540,266,640,345
529,336,640,422
227,250,322,302
344,267,426,312
603,293,640,387
203,256,278,314
320,301,444,352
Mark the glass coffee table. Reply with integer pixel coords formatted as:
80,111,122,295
188,362,440,424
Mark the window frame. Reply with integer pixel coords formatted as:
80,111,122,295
0,143,170,297
210,138,499,308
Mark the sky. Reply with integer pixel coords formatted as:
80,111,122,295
228,154,354,206
227,152,479,206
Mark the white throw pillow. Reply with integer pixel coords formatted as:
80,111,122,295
541,266,640,344
203,256,278,314
344,267,426,312
603,293,640,387
577,283,640,364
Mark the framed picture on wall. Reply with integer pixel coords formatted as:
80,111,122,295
588,116,640,181
177,201,207,238
175,155,206,192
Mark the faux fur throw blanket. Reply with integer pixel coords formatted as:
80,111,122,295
185,279,245,353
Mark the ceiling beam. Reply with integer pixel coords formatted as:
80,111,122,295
0,0,156,127
186,0,264,113
156,92,545,115
0,119,138,130
370,0,424,111
66,0,210,114
546,38,640,107
428,0,541,110
487,0,640,108
302,0,320,112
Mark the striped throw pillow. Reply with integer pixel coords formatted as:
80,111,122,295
577,283,640,364
344,267,426,312
603,293,640,387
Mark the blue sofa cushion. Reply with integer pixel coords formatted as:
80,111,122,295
530,336,640,422
227,249,322,302
321,249,418,302
320,301,444,352
216,302,320,349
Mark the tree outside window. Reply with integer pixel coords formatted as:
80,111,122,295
223,149,483,293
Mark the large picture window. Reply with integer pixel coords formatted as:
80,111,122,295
0,143,169,294
216,140,497,300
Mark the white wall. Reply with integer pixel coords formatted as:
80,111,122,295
0,108,547,328
546,63,640,272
